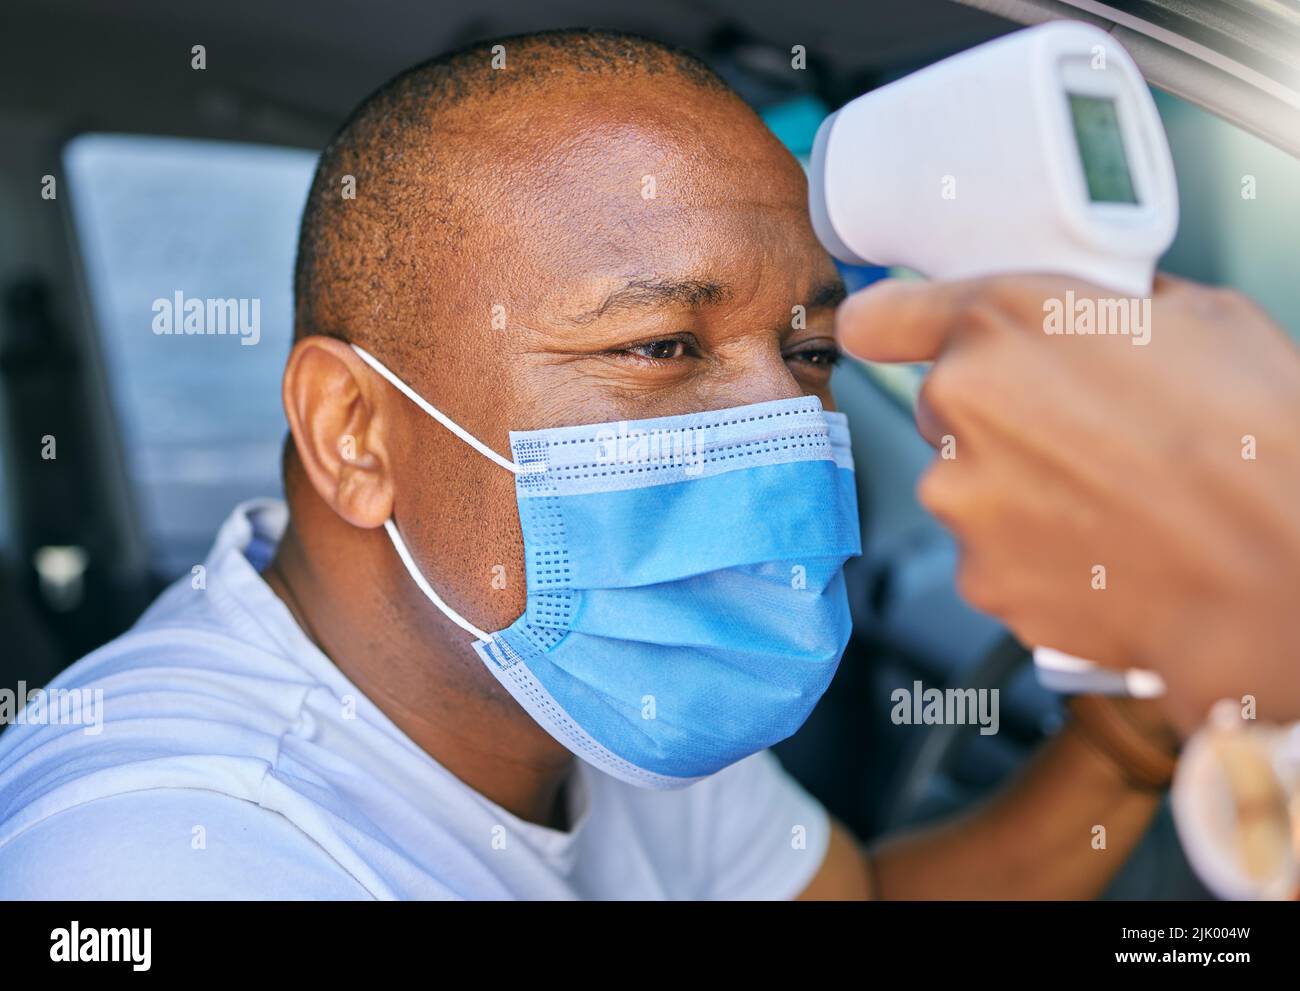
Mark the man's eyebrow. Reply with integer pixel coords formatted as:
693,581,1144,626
566,276,845,325
567,277,734,325
806,279,847,310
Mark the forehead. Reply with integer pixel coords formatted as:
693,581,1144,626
439,81,828,318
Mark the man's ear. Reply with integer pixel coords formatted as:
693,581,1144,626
281,335,394,529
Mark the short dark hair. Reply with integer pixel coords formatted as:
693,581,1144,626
292,28,735,349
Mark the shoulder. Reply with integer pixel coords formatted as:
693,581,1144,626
0,598,337,896
0,562,323,769
0,618,317,814
0,787,369,899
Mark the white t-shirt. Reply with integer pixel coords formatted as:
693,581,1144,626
0,500,831,900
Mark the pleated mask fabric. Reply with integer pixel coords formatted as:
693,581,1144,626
352,344,861,789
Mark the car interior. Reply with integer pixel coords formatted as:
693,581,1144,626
2,0,1299,899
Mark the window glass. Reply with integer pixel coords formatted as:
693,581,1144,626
64,134,316,577
1156,90,1300,341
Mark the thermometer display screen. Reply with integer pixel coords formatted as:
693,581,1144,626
1068,94,1139,204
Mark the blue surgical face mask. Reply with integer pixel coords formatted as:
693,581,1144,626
352,344,861,789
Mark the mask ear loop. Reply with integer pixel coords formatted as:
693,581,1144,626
351,344,522,475
384,518,493,642
349,342,519,643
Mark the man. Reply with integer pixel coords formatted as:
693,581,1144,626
0,29,1179,900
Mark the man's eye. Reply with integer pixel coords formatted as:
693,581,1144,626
788,346,842,368
627,339,689,361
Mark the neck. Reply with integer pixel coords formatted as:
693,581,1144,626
262,508,576,829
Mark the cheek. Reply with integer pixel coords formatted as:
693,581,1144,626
396,433,528,633
512,360,638,426
810,378,837,410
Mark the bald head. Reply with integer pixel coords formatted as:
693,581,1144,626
293,29,746,352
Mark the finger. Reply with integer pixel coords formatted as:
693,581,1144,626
915,457,964,534
834,273,1118,364
913,373,952,448
833,278,963,364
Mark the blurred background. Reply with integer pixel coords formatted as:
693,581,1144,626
2,0,1298,897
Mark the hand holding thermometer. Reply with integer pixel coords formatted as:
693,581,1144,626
807,21,1177,697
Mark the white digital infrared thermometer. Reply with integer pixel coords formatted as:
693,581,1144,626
807,21,1178,697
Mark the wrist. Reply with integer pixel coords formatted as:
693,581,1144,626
1066,694,1182,792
